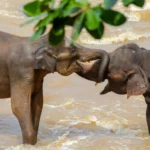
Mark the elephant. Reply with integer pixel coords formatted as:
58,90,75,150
77,43,150,134
0,31,109,144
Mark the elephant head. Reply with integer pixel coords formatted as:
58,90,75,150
34,38,109,82
101,43,149,98
77,43,149,98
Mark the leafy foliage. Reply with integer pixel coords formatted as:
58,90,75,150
104,0,117,9
122,0,145,7
23,0,145,45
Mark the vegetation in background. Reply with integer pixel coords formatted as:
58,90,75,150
23,0,145,45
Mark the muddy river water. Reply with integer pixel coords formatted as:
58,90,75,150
0,0,150,150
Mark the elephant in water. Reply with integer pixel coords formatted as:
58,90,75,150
0,31,109,144
78,43,150,134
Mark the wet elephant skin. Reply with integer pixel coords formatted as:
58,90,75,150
0,31,109,144
78,43,150,135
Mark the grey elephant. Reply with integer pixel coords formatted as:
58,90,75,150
0,31,109,144
77,43,150,134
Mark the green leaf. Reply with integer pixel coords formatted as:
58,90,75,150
104,0,117,9
20,12,47,27
61,0,89,17
62,4,81,17
36,11,59,28
65,16,77,26
85,9,100,30
133,0,145,7
42,0,54,5
50,0,55,8
101,9,126,26
122,0,145,7
86,22,104,39
92,5,103,16
41,0,49,4
49,25,65,45
40,0,55,10
76,0,88,6
30,27,46,40
24,0,41,17
72,13,85,41
59,0,70,9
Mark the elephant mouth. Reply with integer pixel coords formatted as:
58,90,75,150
76,60,98,73
56,59,99,76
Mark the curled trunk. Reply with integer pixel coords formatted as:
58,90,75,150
77,48,110,82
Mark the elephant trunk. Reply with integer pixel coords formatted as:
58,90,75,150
78,48,110,82
98,50,110,82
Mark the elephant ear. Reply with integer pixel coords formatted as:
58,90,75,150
127,67,149,98
34,47,56,72
100,83,111,94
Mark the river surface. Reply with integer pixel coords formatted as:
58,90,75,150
0,0,150,150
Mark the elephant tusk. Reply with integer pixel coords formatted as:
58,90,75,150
95,82,99,86
127,94,130,99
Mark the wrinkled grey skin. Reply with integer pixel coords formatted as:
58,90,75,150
78,43,150,134
0,31,109,145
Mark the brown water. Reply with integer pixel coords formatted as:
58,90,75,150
0,0,150,150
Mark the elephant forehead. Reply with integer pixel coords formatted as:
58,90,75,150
108,64,133,72
108,65,123,72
